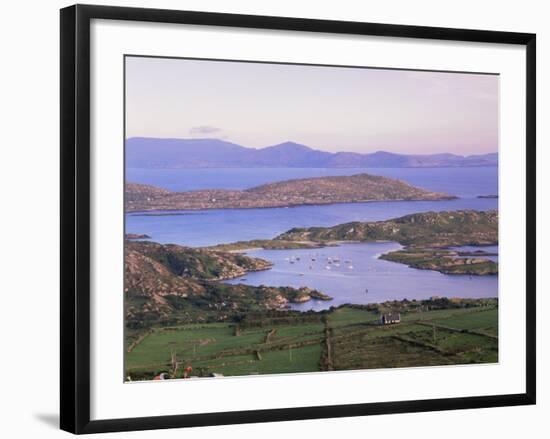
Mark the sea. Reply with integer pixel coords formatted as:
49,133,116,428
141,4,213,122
126,167,498,310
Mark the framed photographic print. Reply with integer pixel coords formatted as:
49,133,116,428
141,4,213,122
60,4,536,434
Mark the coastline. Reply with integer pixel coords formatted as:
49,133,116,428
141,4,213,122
125,195,459,214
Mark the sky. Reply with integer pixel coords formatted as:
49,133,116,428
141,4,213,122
125,56,499,155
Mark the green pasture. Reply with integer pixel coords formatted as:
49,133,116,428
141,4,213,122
126,304,498,380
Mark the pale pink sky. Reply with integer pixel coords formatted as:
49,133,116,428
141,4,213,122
125,56,499,155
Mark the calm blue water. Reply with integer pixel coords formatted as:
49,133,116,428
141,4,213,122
126,197,496,247
223,243,498,311
127,166,497,199
126,167,497,247
126,167,498,305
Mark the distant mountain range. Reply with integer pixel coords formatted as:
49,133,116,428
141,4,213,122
126,137,498,169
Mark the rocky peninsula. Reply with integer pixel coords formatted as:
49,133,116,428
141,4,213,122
125,240,332,328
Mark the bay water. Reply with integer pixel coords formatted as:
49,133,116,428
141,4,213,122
125,167,498,308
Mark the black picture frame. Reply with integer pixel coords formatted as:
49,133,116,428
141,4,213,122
60,4,536,434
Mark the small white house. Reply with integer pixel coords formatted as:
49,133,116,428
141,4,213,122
379,312,401,325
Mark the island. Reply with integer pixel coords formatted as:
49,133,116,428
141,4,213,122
125,173,456,212
379,248,497,275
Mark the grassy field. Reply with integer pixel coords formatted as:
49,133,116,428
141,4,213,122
432,308,498,335
125,304,498,381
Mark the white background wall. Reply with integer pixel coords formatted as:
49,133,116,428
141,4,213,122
0,0,546,437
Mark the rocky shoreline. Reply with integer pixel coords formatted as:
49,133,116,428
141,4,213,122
125,240,334,329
